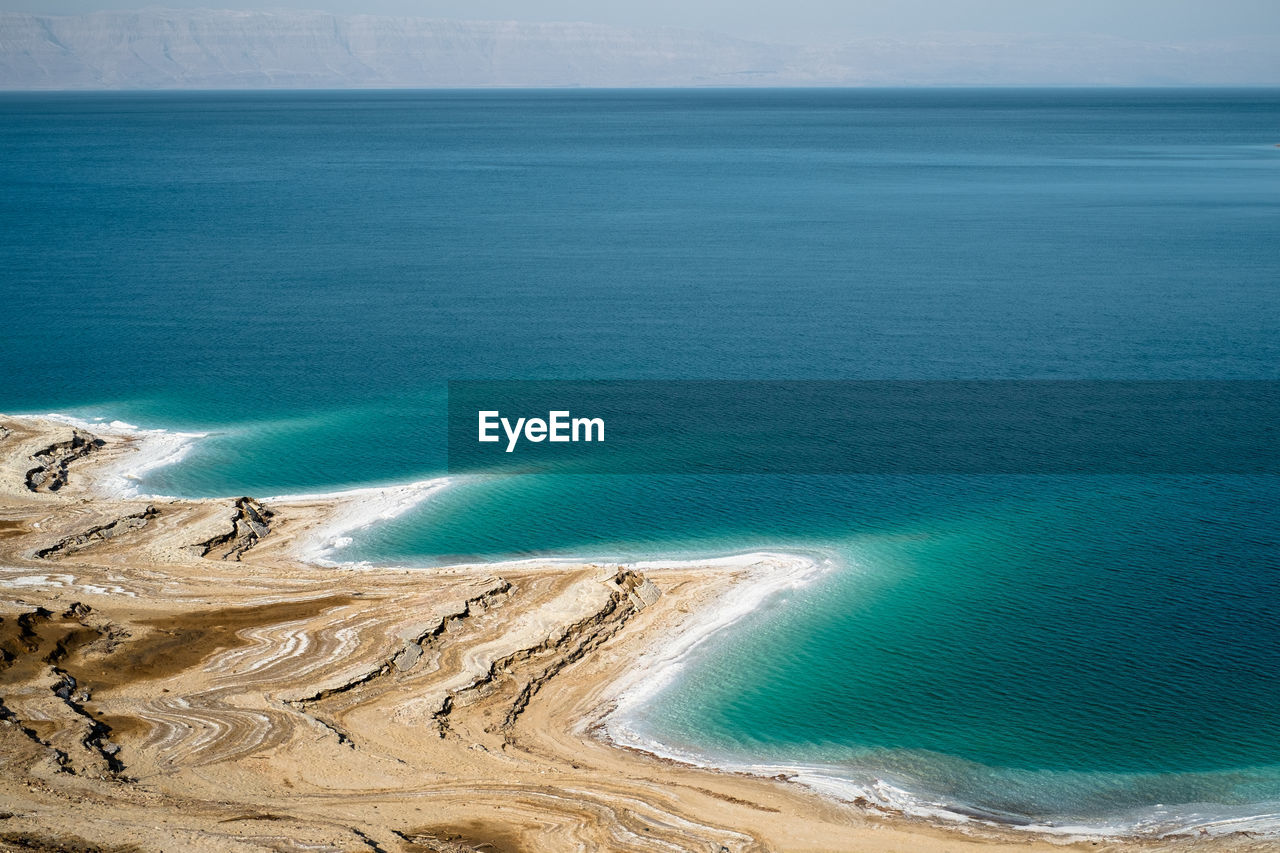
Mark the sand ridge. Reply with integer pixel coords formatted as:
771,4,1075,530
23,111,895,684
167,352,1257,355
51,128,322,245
0,415,1254,852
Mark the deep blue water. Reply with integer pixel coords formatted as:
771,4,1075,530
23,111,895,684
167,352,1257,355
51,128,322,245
2,89,1279,832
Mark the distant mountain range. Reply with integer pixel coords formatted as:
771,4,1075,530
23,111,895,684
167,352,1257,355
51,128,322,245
2,9,1277,89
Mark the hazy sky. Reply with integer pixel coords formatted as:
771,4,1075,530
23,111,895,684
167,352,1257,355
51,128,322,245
5,0,1280,44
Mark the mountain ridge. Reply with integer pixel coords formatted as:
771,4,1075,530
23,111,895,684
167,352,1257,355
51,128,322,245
2,8,1277,89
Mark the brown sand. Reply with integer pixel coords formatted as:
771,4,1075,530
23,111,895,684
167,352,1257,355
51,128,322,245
0,416,1262,852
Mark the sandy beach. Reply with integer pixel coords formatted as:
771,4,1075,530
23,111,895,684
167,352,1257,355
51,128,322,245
0,414,1263,853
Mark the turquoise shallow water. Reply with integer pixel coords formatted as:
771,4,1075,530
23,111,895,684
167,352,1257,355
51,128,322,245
3,89,1279,833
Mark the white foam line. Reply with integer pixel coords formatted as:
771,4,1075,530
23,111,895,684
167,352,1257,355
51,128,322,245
605,717,1280,841
12,413,1275,838
268,476,457,566
589,551,989,828
7,412,458,565
602,550,831,747
29,412,208,499
593,550,1280,841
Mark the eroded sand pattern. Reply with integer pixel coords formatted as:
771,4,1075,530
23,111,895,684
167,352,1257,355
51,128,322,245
0,416,1259,852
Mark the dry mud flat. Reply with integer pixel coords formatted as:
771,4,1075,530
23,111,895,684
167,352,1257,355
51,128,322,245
0,416,1262,852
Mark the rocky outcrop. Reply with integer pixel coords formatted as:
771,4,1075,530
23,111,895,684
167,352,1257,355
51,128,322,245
0,604,127,779
293,580,513,709
615,569,661,609
191,497,272,561
434,571,651,737
50,669,127,777
393,581,513,675
0,693,71,772
24,430,104,492
34,506,158,559
495,587,634,732
1,603,100,675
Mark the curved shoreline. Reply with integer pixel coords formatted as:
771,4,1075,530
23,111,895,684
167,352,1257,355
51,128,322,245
78,415,1280,841
35,411,210,498
592,549,1280,842
0,411,1262,851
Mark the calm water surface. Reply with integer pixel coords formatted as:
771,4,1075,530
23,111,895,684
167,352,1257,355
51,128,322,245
3,89,1279,832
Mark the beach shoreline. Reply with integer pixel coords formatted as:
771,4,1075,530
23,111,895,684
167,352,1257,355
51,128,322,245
0,413,1256,852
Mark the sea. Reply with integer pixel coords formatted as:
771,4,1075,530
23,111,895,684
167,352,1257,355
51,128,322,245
2,88,1279,837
